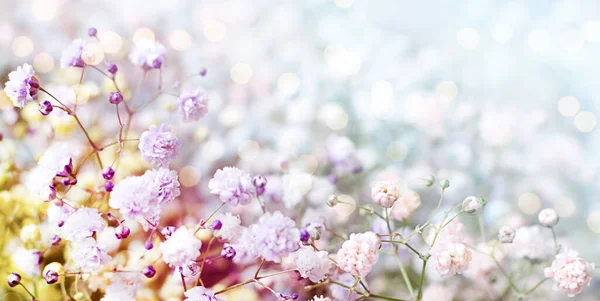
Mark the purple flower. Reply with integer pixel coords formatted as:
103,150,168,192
250,211,301,263
60,39,85,68
4,63,39,108
138,124,181,167
184,286,224,301
179,87,208,122
208,167,255,206
129,39,166,70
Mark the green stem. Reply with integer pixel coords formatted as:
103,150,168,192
385,209,414,296
416,259,427,300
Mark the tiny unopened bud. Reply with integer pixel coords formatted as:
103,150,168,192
210,219,223,230
107,64,118,74
498,226,515,243
88,27,97,37
50,235,61,245
43,262,65,285
115,224,130,239
143,265,156,278
326,195,339,207
423,175,435,187
102,166,115,180
299,229,310,243
252,175,267,188
7,272,21,287
199,67,207,77
221,245,236,260
44,270,59,284
144,241,154,250
38,100,53,116
538,208,558,227
462,196,485,216
104,181,114,192
439,179,450,189
152,58,162,69
108,92,123,105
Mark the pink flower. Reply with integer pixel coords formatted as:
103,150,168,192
544,248,594,297
292,246,333,283
60,39,85,68
179,87,208,122
159,226,202,268
250,211,301,263
138,124,181,167
370,180,400,208
429,235,472,277
208,166,255,206
336,231,380,277
4,63,39,108
391,191,421,220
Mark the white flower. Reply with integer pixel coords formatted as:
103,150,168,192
545,248,594,297
60,39,85,68
212,212,242,242
37,143,75,181
292,246,333,283
100,273,141,301
129,39,166,69
3,63,38,108
509,226,554,261
62,207,106,242
12,248,42,277
71,238,111,273
538,208,559,227
159,226,202,267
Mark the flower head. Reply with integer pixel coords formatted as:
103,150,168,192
212,212,242,242
70,238,111,273
138,124,181,167
391,191,421,220
538,208,559,227
179,87,208,122
4,63,38,108
336,231,380,277
62,207,106,242
184,286,224,301
544,249,594,297
12,248,42,277
429,235,472,277
159,226,202,267
60,39,85,68
250,211,300,263
109,173,160,230
208,167,255,206
371,180,400,208
129,39,166,70
292,246,333,283
146,168,180,204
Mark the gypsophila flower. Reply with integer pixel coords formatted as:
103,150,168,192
47,202,75,228
70,238,111,273
139,124,181,167
212,212,242,242
230,227,259,264
179,87,209,122
509,226,554,261
250,211,301,263
498,226,515,243
146,168,180,204
292,246,333,283
371,180,400,208
429,235,472,277
4,63,39,108
538,208,559,227
336,231,380,277
60,39,85,68
158,226,202,267
11,248,42,277
129,39,167,69
37,143,75,182
183,286,224,301
108,173,161,230
101,273,141,301
62,207,106,242
208,166,255,206
391,191,421,221
544,248,594,297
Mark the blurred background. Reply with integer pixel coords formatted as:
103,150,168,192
1,0,600,299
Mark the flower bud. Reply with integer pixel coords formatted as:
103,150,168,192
326,195,339,207
144,241,154,250
423,175,435,187
299,229,310,243
108,92,123,105
88,27,97,37
199,67,207,77
221,245,236,260
44,269,59,284
370,181,400,208
439,179,450,189
462,196,485,216
498,226,515,243
7,272,21,287
538,208,558,227
143,265,156,278
107,64,118,74
104,181,114,192
210,219,222,230
115,224,130,239
38,100,53,116
50,235,61,246
252,175,267,188
102,166,115,180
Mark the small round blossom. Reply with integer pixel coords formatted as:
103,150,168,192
158,226,202,267
250,211,301,263
371,180,400,208
108,173,160,230
108,92,123,105
129,39,167,70
114,224,130,239
221,245,236,260
538,208,559,227
179,87,208,122
208,167,255,206
7,272,21,287
509,226,554,260
429,235,472,277
143,265,156,278
292,246,333,283
62,207,106,242
462,196,485,216
147,168,181,204
336,231,380,277
70,238,111,273
184,286,224,301
11,248,42,277
498,226,515,243
544,249,594,297
391,191,421,221
101,274,140,301
60,39,85,68
138,124,181,167
212,212,242,241
4,63,39,108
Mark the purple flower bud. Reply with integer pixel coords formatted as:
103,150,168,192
107,64,118,74
144,241,154,250
44,270,59,284
161,226,176,237
151,58,162,69
29,77,40,98
56,158,74,177
292,293,299,299
57,220,64,227
221,245,236,260
255,186,265,196
38,100,53,116
7,272,21,287
299,229,310,243
105,181,114,192
252,175,267,188
199,68,207,77
46,185,57,201
50,235,61,245
88,27,97,37
109,92,123,105
102,166,115,180
115,225,130,239
210,219,223,230
142,265,156,278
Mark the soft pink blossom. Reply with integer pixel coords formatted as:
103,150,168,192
429,234,472,277
138,124,181,167
391,191,421,220
370,180,400,208
336,231,380,277
544,248,594,297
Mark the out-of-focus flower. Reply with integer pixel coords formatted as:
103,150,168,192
4,63,39,108
138,124,181,167
212,212,242,242
129,39,166,69
312,296,331,301
183,286,224,301
326,135,362,176
429,229,472,277
101,273,141,301
544,248,594,297
391,191,421,220
208,166,255,206
249,211,300,263
538,208,559,227
159,226,202,268
336,231,380,277
70,238,111,273
12,248,42,277
60,39,85,68
509,226,554,261
292,246,333,283
371,180,400,208
61,207,106,242
422,284,453,301
179,87,208,122
498,226,515,243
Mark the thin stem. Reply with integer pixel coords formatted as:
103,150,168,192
550,227,559,252
384,208,414,296
194,203,226,234
524,278,548,296
18,283,37,300
180,271,187,292
478,215,486,243
416,259,427,301
491,255,521,294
